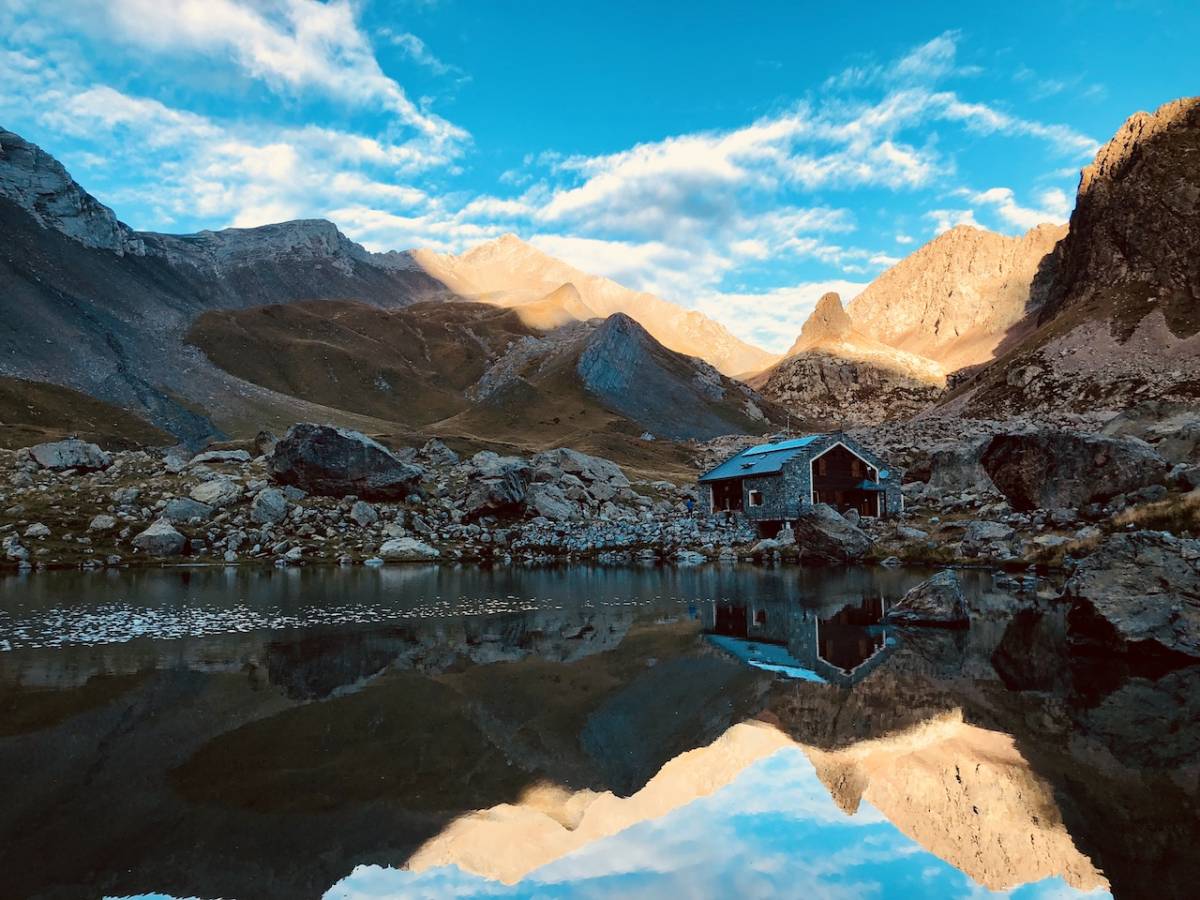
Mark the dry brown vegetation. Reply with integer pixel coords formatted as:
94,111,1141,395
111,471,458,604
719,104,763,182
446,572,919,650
0,377,169,450
1113,489,1200,535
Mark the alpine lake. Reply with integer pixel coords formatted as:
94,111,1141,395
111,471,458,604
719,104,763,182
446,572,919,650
1,562,1195,900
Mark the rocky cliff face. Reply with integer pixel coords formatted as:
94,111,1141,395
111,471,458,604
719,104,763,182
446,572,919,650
849,224,1066,372
0,127,456,444
0,129,144,256
751,292,945,426
1037,97,1200,334
411,234,778,377
944,96,1200,419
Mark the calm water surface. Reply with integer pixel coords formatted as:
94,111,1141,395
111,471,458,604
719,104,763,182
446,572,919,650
0,564,1195,900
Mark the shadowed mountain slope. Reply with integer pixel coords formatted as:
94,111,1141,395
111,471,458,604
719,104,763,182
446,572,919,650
189,302,781,451
941,96,1200,418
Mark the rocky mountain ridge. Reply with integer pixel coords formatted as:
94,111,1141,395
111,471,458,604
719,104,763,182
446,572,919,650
945,96,1200,419
411,234,779,377
750,292,945,425
847,223,1066,372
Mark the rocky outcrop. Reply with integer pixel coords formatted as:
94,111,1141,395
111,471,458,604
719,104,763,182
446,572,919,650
0,128,144,255
751,292,945,426
1037,97,1200,332
980,430,1168,511
1064,531,1200,661
576,314,773,440
791,503,872,564
848,223,1066,371
886,570,969,627
28,439,112,472
267,424,424,500
461,453,531,518
947,97,1200,419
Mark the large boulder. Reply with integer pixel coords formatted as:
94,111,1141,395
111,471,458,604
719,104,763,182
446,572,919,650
378,536,440,561
885,570,969,627
980,429,1168,511
1063,531,1200,662
132,520,186,556
532,447,630,487
161,497,213,524
190,477,242,508
792,503,872,564
527,482,580,522
267,424,424,500
926,437,995,494
29,438,111,471
189,449,252,465
462,452,531,518
251,488,289,525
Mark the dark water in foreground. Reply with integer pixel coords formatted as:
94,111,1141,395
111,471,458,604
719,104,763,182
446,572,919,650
0,565,1195,900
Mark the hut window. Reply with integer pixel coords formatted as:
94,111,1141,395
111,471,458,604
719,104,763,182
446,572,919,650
748,490,764,508
851,458,864,477
816,456,828,476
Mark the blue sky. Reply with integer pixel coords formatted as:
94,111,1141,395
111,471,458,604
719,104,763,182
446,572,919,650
2,0,1197,351
319,748,1109,899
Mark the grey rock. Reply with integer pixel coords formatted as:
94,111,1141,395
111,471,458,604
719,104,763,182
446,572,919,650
533,447,630,487
896,525,929,541
190,449,251,465
419,438,460,466
161,497,214,524
132,520,186,556
251,488,289,525
349,500,379,527
792,503,872,564
88,514,117,532
961,520,1017,558
24,522,50,539
378,537,440,561
1063,531,1200,661
111,486,141,507
268,423,424,500
190,478,242,508
527,483,579,522
927,437,995,494
29,439,111,472
886,570,968,627
981,429,1168,511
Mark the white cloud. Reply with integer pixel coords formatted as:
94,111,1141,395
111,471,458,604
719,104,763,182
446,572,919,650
895,233,914,245
692,280,870,353
90,0,466,152
380,28,459,78
529,234,733,301
957,185,1071,230
823,30,981,91
926,208,980,234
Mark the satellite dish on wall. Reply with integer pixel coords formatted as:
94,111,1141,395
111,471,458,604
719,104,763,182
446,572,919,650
879,469,889,479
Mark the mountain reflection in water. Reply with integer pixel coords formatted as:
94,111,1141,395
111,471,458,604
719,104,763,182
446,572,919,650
0,565,1195,899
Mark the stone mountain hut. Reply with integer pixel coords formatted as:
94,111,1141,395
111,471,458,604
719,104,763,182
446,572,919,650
698,433,902,534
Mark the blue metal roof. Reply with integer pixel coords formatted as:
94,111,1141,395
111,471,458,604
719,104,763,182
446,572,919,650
742,435,818,457
699,434,825,483
705,635,828,683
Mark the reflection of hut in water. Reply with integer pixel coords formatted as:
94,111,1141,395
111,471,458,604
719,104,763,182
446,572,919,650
703,595,895,687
